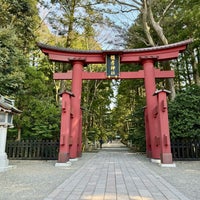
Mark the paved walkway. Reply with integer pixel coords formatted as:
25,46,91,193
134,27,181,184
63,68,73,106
44,142,190,200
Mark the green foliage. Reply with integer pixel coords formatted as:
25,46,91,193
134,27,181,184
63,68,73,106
43,0,103,48
82,76,113,146
9,67,60,140
0,27,27,95
0,0,40,98
0,0,39,50
162,0,200,43
122,94,146,152
127,107,146,152
168,85,200,138
23,99,60,139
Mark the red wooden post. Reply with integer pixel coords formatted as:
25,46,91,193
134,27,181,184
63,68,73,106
70,61,83,159
144,107,151,157
58,91,74,163
154,89,173,164
77,108,83,157
142,58,161,160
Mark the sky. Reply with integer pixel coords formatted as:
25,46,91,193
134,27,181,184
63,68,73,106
38,0,139,50
94,2,139,49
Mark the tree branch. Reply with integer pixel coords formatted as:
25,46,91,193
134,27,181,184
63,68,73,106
142,0,155,46
115,0,142,10
158,0,175,25
148,1,168,45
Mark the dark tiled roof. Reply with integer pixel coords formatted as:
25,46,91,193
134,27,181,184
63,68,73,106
37,42,103,53
37,39,192,54
124,39,193,52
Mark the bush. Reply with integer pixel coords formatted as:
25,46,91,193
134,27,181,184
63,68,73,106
168,85,200,139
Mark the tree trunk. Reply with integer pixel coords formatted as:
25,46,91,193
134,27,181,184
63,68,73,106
162,61,176,100
16,127,21,141
142,1,155,46
192,48,200,86
147,1,176,100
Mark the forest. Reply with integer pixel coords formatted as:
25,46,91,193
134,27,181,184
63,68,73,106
1,0,200,151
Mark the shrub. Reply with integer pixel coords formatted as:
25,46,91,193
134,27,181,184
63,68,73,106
168,85,200,139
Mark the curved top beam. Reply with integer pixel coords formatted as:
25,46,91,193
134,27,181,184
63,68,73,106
38,39,192,64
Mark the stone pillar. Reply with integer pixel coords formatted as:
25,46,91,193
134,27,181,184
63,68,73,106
142,58,160,160
70,61,83,159
57,91,74,163
0,126,9,172
154,89,174,165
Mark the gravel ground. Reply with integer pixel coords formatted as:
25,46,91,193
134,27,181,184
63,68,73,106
0,151,200,200
0,153,95,200
135,153,200,200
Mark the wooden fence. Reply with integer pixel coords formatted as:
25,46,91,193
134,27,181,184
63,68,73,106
5,138,200,160
6,140,59,160
171,138,200,160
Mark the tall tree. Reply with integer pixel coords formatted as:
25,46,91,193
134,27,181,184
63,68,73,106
0,27,27,96
0,0,40,52
41,0,103,48
0,0,61,140
164,0,200,87
10,66,60,140
0,0,40,96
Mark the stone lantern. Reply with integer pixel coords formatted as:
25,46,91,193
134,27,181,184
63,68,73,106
0,95,21,172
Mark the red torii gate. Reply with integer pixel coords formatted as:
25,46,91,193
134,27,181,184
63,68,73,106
38,39,192,165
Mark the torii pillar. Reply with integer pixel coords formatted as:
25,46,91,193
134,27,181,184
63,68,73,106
154,89,174,166
57,91,74,164
70,60,84,159
142,58,161,160
77,108,83,157
144,107,151,157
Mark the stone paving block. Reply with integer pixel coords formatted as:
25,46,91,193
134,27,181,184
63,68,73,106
81,191,93,195
151,192,168,200
104,193,117,200
129,196,143,200
91,196,104,200
84,187,95,193
47,188,63,198
66,194,81,200
93,190,105,197
116,194,130,200
80,193,92,200
160,190,181,200
139,189,153,196
54,195,67,200
62,186,74,192
106,188,116,193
